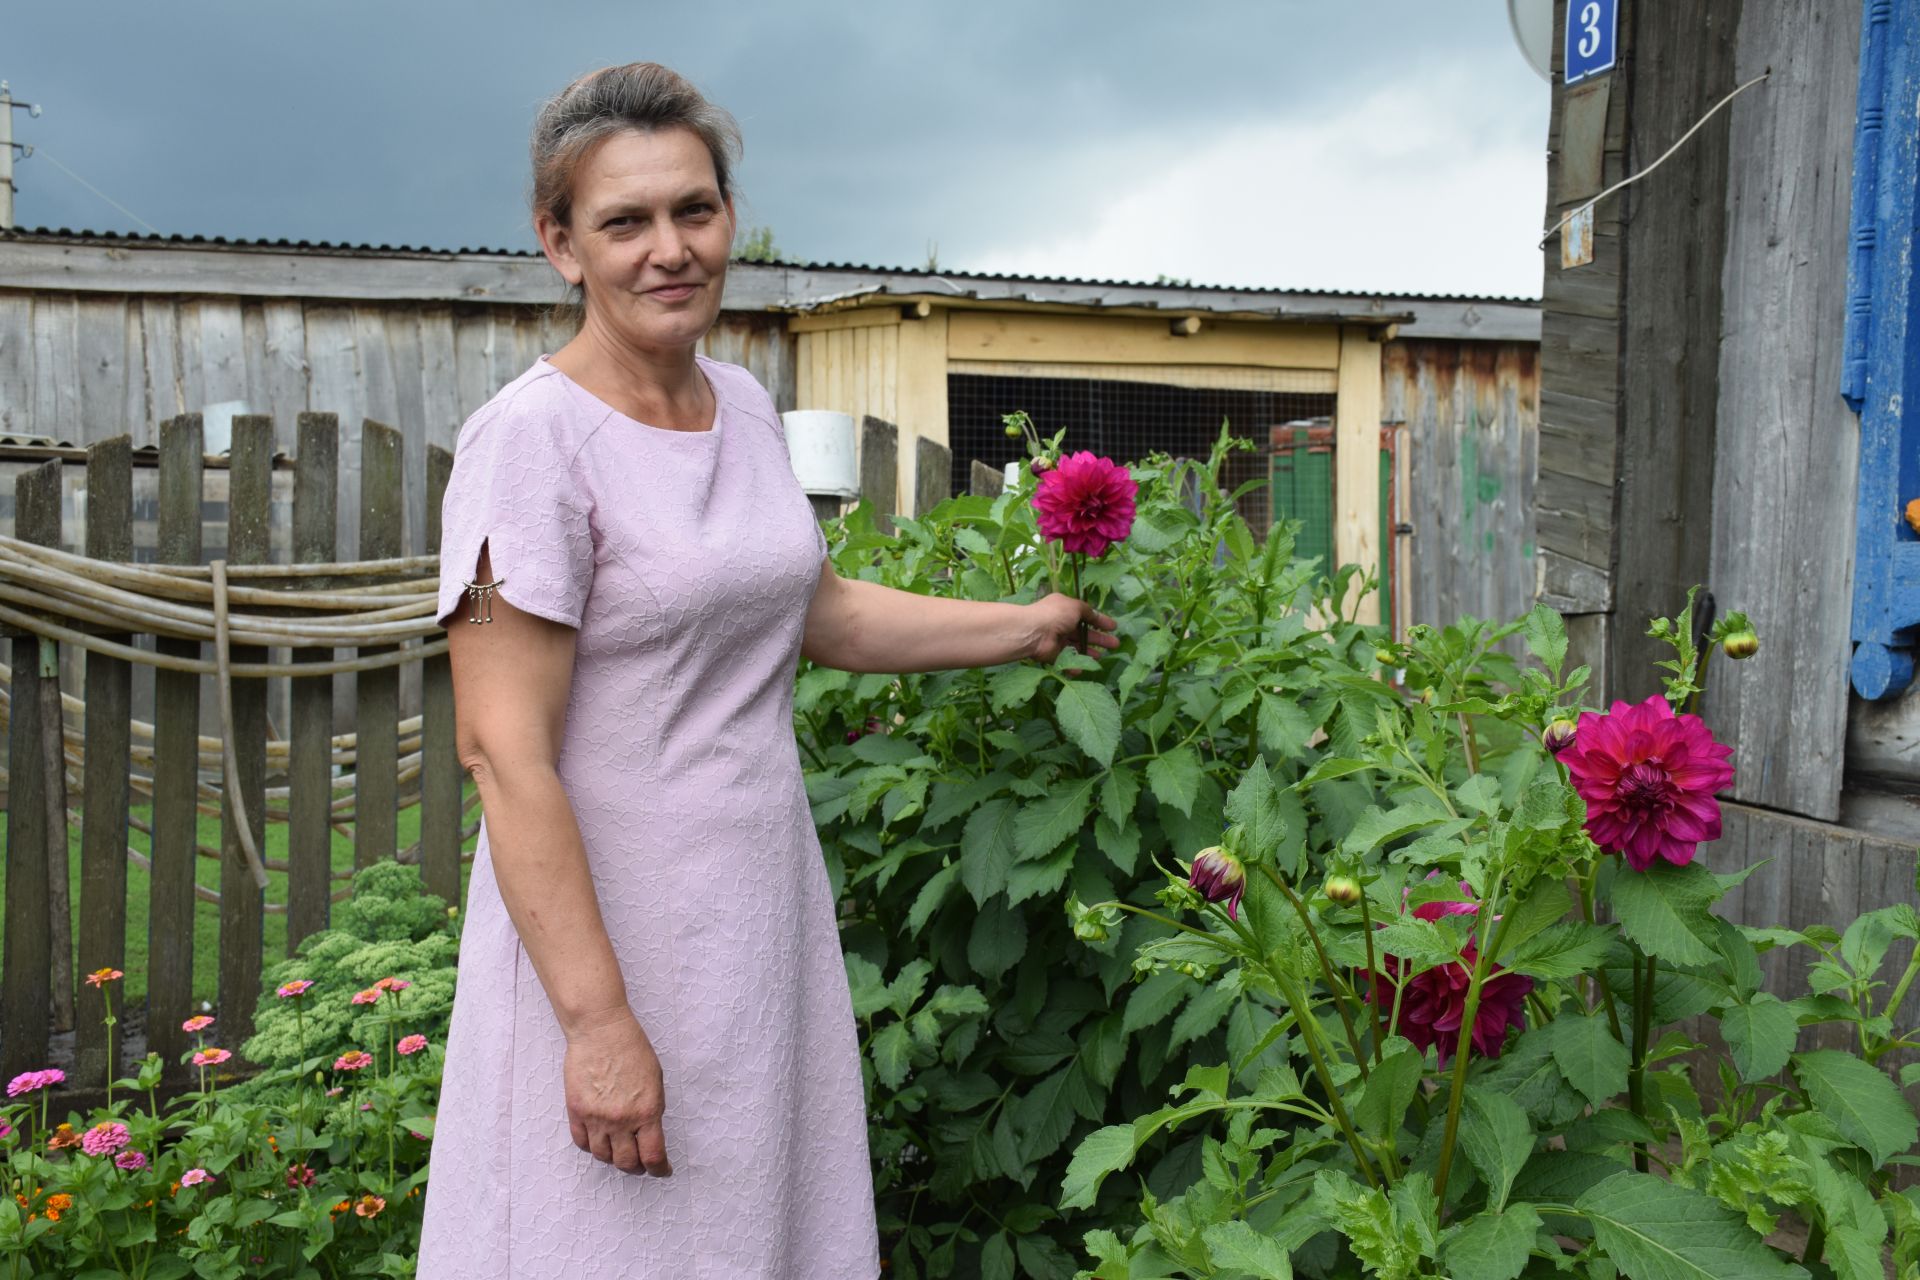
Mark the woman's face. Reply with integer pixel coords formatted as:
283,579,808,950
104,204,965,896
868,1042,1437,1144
536,125,735,356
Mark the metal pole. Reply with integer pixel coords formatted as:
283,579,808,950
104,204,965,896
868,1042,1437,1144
1,82,14,230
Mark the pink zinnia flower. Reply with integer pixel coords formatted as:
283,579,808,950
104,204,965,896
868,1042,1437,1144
350,988,380,1006
191,1048,231,1067
6,1068,63,1097
180,1167,212,1187
397,1034,428,1056
114,1149,147,1171
1367,897,1532,1064
181,1015,214,1034
325,1087,343,1098
374,977,410,993
0,1119,14,1141
1560,694,1735,871
84,967,124,988
276,979,314,999
81,1121,130,1157
334,1051,373,1072
1031,451,1138,557
285,1163,316,1188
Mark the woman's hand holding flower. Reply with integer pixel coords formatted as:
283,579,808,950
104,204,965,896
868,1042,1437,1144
1024,593,1119,664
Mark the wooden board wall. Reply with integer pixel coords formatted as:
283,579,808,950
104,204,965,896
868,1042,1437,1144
1609,0,1741,706
1535,0,1634,701
1702,0,1862,821
1385,339,1539,633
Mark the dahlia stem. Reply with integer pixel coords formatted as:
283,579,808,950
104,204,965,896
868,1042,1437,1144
1580,864,1625,1042
1071,554,1088,654
1432,875,1512,1213
1265,866,1369,1082
1629,953,1656,1171
1359,891,1388,1065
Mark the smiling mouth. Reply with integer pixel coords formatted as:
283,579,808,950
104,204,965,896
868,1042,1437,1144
646,283,700,299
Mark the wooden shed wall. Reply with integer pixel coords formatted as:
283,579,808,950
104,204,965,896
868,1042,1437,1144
1384,339,1539,634
0,292,796,564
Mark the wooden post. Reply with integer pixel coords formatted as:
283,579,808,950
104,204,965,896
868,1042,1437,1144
968,460,1005,499
860,416,899,532
915,436,952,517
218,416,271,1047
21,459,73,1035
288,414,338,950
420,443,462,909
1335,326,1384,625
0,460,60,1079
355,420,402,870
76,436,132,1091
149,415,204,1079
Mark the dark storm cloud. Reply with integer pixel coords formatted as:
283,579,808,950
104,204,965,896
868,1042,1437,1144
5,1,1544,285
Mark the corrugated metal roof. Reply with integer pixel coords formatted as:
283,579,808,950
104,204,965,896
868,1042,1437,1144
3,224,1540,307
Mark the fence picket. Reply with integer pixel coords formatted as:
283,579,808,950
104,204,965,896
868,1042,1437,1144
150,415,205,1079
76,436,133,1089
217,417,272,1047
420,444,460,908
0,460,61,1079
354,420,402,871
288,413,339,952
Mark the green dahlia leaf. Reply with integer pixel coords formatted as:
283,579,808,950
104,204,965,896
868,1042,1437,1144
1146,745,1204,817
1791,1049,1919,1168
1721,993,1798,1082
1576,1170,1807,1280
1608,861,1722,967
1545,1011,1631,1106
1055,680,1122,767
1442,1203,1541,1280
1201,1220,1293,1279
1461,1085,1533,1212
1058,1124,1137,1210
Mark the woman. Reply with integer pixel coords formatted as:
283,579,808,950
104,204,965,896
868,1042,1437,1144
416,63,1117,1278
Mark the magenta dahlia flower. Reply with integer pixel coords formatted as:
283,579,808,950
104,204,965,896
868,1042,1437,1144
1031,452,1137,557
1560,694,1735,871
1187,847,1246,921
1368,897,1531,1063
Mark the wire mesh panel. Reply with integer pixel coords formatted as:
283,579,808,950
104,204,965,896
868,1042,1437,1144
947,373,1337,533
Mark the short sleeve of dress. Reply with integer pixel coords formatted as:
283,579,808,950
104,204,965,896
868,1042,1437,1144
435,397,594,629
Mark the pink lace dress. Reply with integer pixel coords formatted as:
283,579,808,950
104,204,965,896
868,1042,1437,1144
416,354,878,1278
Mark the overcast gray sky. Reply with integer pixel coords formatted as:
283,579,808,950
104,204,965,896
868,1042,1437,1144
6,2,1549,298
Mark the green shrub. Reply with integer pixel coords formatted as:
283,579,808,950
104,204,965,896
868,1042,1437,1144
804,425,1380,1277
237,863,459,1081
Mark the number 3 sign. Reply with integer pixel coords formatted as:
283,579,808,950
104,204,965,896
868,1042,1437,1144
1565,0,1618,84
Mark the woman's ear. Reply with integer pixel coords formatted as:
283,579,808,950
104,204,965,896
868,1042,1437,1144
535,212,585,288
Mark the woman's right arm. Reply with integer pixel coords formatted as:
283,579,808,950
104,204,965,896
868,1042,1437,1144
449,541,673,1178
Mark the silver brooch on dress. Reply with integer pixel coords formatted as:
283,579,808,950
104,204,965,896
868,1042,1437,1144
461,576,505,624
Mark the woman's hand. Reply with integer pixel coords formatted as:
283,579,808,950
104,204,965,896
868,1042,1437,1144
563,1006,673,1178
1025,592,1119,664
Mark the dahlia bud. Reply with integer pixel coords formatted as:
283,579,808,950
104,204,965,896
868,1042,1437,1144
1004,423,1023,439
1723,628,1759,660
1030,455,1054,474
1542,718,1578,756
1323,875,1362,905
1187,847,1246,920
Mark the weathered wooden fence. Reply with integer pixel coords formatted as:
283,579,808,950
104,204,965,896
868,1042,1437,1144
0,412,465,1090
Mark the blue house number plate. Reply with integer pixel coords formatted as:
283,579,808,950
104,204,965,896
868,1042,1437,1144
1565,0,1618,85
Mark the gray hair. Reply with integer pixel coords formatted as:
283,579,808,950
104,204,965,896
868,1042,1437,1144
529,63,742,322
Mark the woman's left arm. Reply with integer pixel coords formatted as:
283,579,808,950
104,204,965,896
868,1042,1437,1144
801,557,1118,674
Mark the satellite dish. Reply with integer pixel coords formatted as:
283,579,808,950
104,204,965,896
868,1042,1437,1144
1508,0,1553,81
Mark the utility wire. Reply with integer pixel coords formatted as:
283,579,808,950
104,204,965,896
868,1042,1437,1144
1539,69,1771,249
25,145,161,235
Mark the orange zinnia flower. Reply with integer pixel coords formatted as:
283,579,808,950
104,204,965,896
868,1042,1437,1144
353,1194,386,1218
45,1194,71,1211
84,967,123,988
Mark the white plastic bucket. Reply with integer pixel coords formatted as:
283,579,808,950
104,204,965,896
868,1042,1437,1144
780,410,859,499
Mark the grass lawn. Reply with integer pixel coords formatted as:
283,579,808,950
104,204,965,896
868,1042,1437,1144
0,786,479,1011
